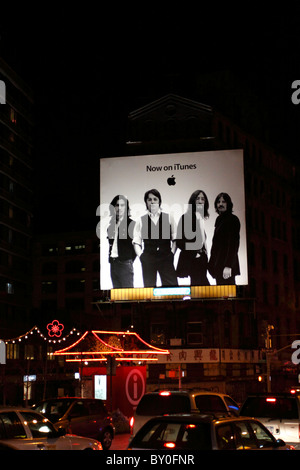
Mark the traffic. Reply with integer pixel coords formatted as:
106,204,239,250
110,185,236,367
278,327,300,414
0,389,298,451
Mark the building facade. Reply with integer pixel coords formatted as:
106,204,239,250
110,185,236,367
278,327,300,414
2,92,299,406
0,58,34,338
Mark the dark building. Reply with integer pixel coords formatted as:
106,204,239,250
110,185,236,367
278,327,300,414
0,58,34,337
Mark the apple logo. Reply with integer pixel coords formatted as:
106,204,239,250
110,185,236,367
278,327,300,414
167,175,176,186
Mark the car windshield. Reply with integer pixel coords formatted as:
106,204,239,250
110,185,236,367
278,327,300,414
20,412,56,438
133,420,212,450
34,400,73,421
240,397,299,419
136,394,190,416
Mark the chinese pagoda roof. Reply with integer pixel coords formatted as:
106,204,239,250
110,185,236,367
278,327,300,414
53,330,169,363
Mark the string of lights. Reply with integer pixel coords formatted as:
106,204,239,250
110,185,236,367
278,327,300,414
4,324,81,345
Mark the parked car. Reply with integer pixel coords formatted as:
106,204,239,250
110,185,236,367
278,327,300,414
239,392,300,449
131,389,239,436
0,407,102,450
128,413,291,450
32,397,114,450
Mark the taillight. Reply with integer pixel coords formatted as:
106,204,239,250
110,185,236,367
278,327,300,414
164,442,176,448
159,391,171,396
129,416,134,434
266,398,276,402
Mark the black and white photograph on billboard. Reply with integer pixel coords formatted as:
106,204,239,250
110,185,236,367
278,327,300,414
99,150,248,290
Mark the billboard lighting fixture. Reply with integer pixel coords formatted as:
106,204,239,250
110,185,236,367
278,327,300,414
153,287,191,297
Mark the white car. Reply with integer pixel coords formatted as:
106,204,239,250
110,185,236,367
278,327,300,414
0,407,102,450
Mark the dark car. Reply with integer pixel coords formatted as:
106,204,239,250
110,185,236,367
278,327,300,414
128,413,291,450
239,392,300,449
32,397,114,450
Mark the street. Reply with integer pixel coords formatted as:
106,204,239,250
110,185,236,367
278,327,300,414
110,433,131,450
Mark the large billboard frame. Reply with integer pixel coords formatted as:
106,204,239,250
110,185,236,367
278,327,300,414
98,150,248,300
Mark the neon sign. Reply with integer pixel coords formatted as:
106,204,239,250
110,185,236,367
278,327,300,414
47,320,64,338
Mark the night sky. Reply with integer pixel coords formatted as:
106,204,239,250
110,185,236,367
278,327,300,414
1,6,300,232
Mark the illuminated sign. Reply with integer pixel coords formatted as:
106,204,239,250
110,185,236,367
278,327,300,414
99,150,248,297
0,340,6,365
94,375,107,400
47,320,64,338
0,81,5,104
153,287,191,296
23,375,36,382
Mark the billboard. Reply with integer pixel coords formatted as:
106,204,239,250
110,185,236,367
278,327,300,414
99,150,248,291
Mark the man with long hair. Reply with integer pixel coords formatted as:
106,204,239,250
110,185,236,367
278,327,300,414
107,195,136,288
208,192,240,285
176,189,210,285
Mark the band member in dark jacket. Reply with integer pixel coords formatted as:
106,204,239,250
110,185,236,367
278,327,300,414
107,195,136,288
133,189,177,287
176,189,210,286
208,192,240,285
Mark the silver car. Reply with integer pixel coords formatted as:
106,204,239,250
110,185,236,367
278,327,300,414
0,407,102,450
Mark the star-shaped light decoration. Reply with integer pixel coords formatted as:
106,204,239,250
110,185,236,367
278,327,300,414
47,319,64,338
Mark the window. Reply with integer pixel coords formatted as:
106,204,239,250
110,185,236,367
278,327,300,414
6,343,19,360
187,322,203,345
136,395,190,416
88,400,105,416
20,412,54,438
261,246,267,270
0,412,26,439
70,401,89,417
234,421,257,449
41,281,57,294
216,424,236,450
195,395,227,412
241,397,299,420
65,260,85,273
248,420,276,448
42,262,57,275
224,396,240,415
150,323,166,345
65,279,85,293
42,245,58,255
24,344,34,360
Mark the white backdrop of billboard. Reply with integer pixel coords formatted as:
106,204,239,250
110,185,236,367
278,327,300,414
99,150,248,289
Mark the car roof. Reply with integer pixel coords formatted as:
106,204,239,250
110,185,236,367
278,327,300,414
0,406,41,413
244,392,300,398
144,390,229,396
34,397,90,402
139,413,252,424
